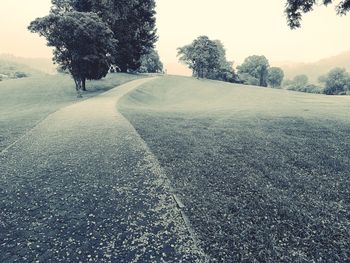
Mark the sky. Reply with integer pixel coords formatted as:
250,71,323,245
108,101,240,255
1,0,350,75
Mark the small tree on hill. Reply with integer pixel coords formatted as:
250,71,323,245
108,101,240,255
28,12,117,96
177,36,236,82
267,67,284,88
319,67,350,95
237,55,270,87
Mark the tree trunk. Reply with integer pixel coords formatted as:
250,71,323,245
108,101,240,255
82,78,86,91
74,76,83,98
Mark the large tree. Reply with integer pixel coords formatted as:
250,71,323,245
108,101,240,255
285,0,350,28
28,12,117,96
51,0,157,72
177,36,236,82
237,55,270,87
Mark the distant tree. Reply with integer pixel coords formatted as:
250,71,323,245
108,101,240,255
284,74,314,92
285,0,350,29
237,55,270,87
28,12,117,96
267,67,284,88
293,74,309,87
319,67,350,95
137,49,163,73
283,79,294,87
177,36,236,82
52,0,158,72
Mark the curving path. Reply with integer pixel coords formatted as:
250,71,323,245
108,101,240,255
0,78,203,262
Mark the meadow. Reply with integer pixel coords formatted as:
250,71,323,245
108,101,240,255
0,73,142,152
119,76,350,262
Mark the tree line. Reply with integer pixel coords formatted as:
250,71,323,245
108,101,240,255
178,35,350,95
177,36,285,88
28,0,350,96
29,0,162,96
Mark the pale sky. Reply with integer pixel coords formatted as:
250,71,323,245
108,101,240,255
1,0,350,75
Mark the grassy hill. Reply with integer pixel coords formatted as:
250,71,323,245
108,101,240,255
280,50,350,83
0,54,56,75
0,73,144,152
119,76,350,262
0,59,46,80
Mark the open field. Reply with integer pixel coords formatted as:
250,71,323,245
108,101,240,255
119,76,350,262
0,73,143,152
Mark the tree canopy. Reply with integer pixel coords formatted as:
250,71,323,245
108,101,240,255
267,67,284,88
319,67,350,95
177,36,236,82
28,11,117,96
286,0,350,28
138,49,163,73
51,0,158,72
237,55,270,87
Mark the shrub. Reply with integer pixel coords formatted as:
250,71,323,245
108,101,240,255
319,68,350,95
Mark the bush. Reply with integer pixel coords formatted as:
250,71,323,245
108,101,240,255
319,68,350,95
14,72,28,78
286,83,323,94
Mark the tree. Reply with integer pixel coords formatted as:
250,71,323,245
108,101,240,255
51,0,158,72
267,67,284,88
293,74,309,87
28,12,117,96
319,67,350,94
177,36,236,82
237,55,270,87
137,49,163,73
285,0,350,29
112,0,158,72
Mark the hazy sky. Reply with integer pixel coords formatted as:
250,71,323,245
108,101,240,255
1,0,350,75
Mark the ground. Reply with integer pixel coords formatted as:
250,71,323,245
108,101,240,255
1,74,349,262
119,76,350,262
0,77,204,262
0,73,142,152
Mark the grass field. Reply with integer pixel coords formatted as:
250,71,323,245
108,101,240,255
119,76,350,262
0,73,143,152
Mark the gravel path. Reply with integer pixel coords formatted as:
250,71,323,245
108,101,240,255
0,78,203,262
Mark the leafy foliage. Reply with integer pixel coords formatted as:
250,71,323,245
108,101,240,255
319,67,350,95
284,74,308,90
137,49,163,73
237,55,270,87
267,67,284,88
284,74,323,93
285,0,350,28
51,0,158,72
28,12,117,95
177,36,237,82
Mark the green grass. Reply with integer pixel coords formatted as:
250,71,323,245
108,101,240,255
119,76,350,262
0,73,143,151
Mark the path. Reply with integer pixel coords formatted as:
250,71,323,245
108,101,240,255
0,78,202,262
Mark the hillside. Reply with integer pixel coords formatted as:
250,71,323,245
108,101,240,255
0,59,46,80
279,50,350,83
0,73,143,151
119,76,350,262
0,54,56,76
